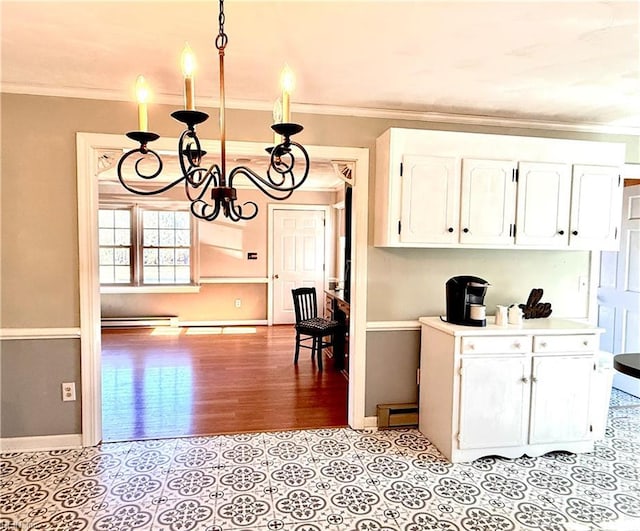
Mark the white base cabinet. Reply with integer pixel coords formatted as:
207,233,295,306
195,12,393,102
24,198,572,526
418,317,604,463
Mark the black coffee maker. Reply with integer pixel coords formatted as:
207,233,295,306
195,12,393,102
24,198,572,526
445,275,490,327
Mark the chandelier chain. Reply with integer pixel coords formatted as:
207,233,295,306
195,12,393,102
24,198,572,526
216,0,228,51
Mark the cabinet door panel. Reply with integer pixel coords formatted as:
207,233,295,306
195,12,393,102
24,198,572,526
458,356,529,449
516,162,571,247
460,159,516,245
400,155,460,243
529,355,593,444
570,165,622,249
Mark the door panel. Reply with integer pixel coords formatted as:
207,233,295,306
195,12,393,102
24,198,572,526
273,209,326,324
458,356,528,449
529,356,592,444
400,155,460,243
515,162,571,246
460,158,516,245
598,184,640,396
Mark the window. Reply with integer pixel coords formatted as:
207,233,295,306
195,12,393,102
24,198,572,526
99,206,194,286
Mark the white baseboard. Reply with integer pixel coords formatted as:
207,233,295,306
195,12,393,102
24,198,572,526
178,320,269,327
363,416,378,430
0,434,83,453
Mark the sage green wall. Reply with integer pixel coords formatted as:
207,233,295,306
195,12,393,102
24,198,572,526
1,92,638,438
0,339,81,438
365,330,421,415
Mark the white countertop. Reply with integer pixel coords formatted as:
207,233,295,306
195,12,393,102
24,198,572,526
419,316,603,336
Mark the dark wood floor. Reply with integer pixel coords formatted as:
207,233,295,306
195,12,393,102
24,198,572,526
101,325,348,442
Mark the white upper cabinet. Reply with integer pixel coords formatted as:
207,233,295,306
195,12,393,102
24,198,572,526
374,128,625,250
569,165,622,250
515,162,571,247
460,159,516,245
400,155,460,244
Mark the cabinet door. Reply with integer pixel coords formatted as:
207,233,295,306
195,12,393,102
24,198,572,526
458,356,529,449
400,155,460,243
529,355,593,444
515,162,571,247
569,165,622,250
460,159,517,245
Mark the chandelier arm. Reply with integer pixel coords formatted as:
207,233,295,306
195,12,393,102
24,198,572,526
177,129,206,183
190,198,221,221
267,141,310,189
227,199,259,221
228,166,299,201
117,147,187,195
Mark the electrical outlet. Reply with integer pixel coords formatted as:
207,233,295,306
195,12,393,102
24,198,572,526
235,298,241,308
62,382,76,402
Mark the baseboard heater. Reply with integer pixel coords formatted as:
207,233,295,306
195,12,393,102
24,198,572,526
376,402,419,429
101,316,178,328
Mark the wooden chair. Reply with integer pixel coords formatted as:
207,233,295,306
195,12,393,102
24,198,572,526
291,287,341,370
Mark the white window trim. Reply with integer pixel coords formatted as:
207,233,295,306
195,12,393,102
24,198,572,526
99,201,199,290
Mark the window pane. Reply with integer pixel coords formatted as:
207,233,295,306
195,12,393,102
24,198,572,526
143,228,159,247
99,228,114,246
115,228,131,246
175,230,190,247
143,248,159,266
175,266,191,283
114,266,131,283
98,210,114,228
159,211,174,228
143,210,159,228
144,266,159,283
114,248,130,265
159,266,175,283
159,229,175,246
99,265,114,284
99,248,114,265
175,249,190,265
114,210,131,228
175,212,190,229
159,249,175,265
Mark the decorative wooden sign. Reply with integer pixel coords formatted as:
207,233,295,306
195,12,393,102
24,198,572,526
519,288,552,319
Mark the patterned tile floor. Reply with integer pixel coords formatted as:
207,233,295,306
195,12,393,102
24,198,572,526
1,389,639,531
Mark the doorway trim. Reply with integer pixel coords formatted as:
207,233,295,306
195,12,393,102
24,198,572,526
76,132,369,446
267,204,333,325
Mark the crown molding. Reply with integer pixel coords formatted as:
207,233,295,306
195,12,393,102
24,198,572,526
3,82,640,137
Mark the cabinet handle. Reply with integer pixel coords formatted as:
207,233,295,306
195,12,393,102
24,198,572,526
583,340,589,346
513,343,521,349
540,342,547,348
531,376,538,383
572,230,579,236
558,230,565,235
448,227,454,233
467,344,475,350
463,228,469,233
521,376,529,383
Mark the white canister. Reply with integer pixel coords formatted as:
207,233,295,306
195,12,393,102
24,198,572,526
495,305,508,326
469,304,486,321
508,305,523,325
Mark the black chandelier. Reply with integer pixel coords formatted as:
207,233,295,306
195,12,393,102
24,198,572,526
117,0,310,222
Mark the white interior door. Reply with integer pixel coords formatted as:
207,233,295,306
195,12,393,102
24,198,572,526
598,184,640,397
272,208,326,324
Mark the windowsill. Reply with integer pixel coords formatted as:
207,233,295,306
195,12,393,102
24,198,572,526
100,285,201,294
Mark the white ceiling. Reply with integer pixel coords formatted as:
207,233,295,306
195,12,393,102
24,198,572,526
2,0,639,133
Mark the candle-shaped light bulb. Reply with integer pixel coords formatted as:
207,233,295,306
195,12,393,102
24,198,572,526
272,98,283,145
280,65,295,123
181,43,196,110
135,75,149,132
